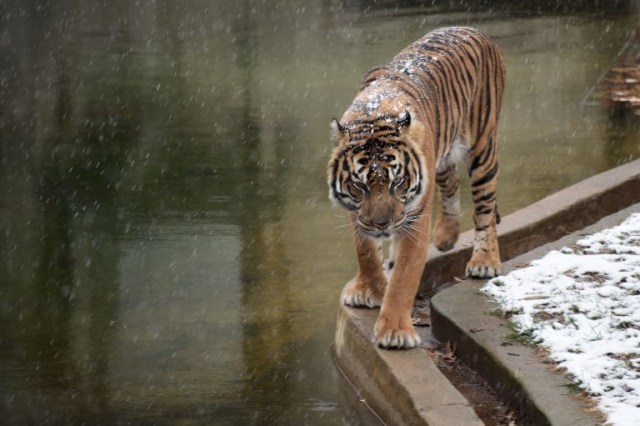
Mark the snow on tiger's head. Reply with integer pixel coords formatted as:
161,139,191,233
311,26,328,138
326,110,428,239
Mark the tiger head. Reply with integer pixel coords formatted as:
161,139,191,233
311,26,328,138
327,110,428,239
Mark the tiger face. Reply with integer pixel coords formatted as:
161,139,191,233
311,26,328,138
327,112,427,239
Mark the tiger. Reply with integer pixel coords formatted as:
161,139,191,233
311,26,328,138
327,27,505,349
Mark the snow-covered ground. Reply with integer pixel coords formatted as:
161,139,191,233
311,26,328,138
482,212,640,426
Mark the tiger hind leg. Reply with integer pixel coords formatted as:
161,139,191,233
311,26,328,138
466,134,502,278
434,162,461,252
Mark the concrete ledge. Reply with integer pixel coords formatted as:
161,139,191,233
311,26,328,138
431,203,640,425
334,159,640,424
334,305,484,425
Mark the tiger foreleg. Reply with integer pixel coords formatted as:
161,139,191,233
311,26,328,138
374,210,431,349
466,136,502,278
341,214,387,308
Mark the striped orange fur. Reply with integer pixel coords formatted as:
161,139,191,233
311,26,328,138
327,27,505,349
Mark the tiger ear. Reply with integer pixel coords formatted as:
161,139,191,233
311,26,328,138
330,118,348,143
397,110,411,128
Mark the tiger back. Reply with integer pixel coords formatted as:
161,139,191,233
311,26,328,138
328,27,505,349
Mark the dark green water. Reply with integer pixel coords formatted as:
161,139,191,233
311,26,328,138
1,1,638,424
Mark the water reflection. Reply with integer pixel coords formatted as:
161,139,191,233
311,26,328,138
1,0,639,424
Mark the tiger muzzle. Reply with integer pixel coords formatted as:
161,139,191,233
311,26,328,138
358,189,404,237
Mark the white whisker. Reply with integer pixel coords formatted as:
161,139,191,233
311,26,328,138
398,225,419,243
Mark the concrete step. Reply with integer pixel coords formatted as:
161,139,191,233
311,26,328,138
431,205,640,425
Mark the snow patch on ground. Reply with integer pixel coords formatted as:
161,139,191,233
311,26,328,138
482,212,640,426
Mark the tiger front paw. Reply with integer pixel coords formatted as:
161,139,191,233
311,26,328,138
374,311,421,349
341,277,385,308
465,254,502,278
